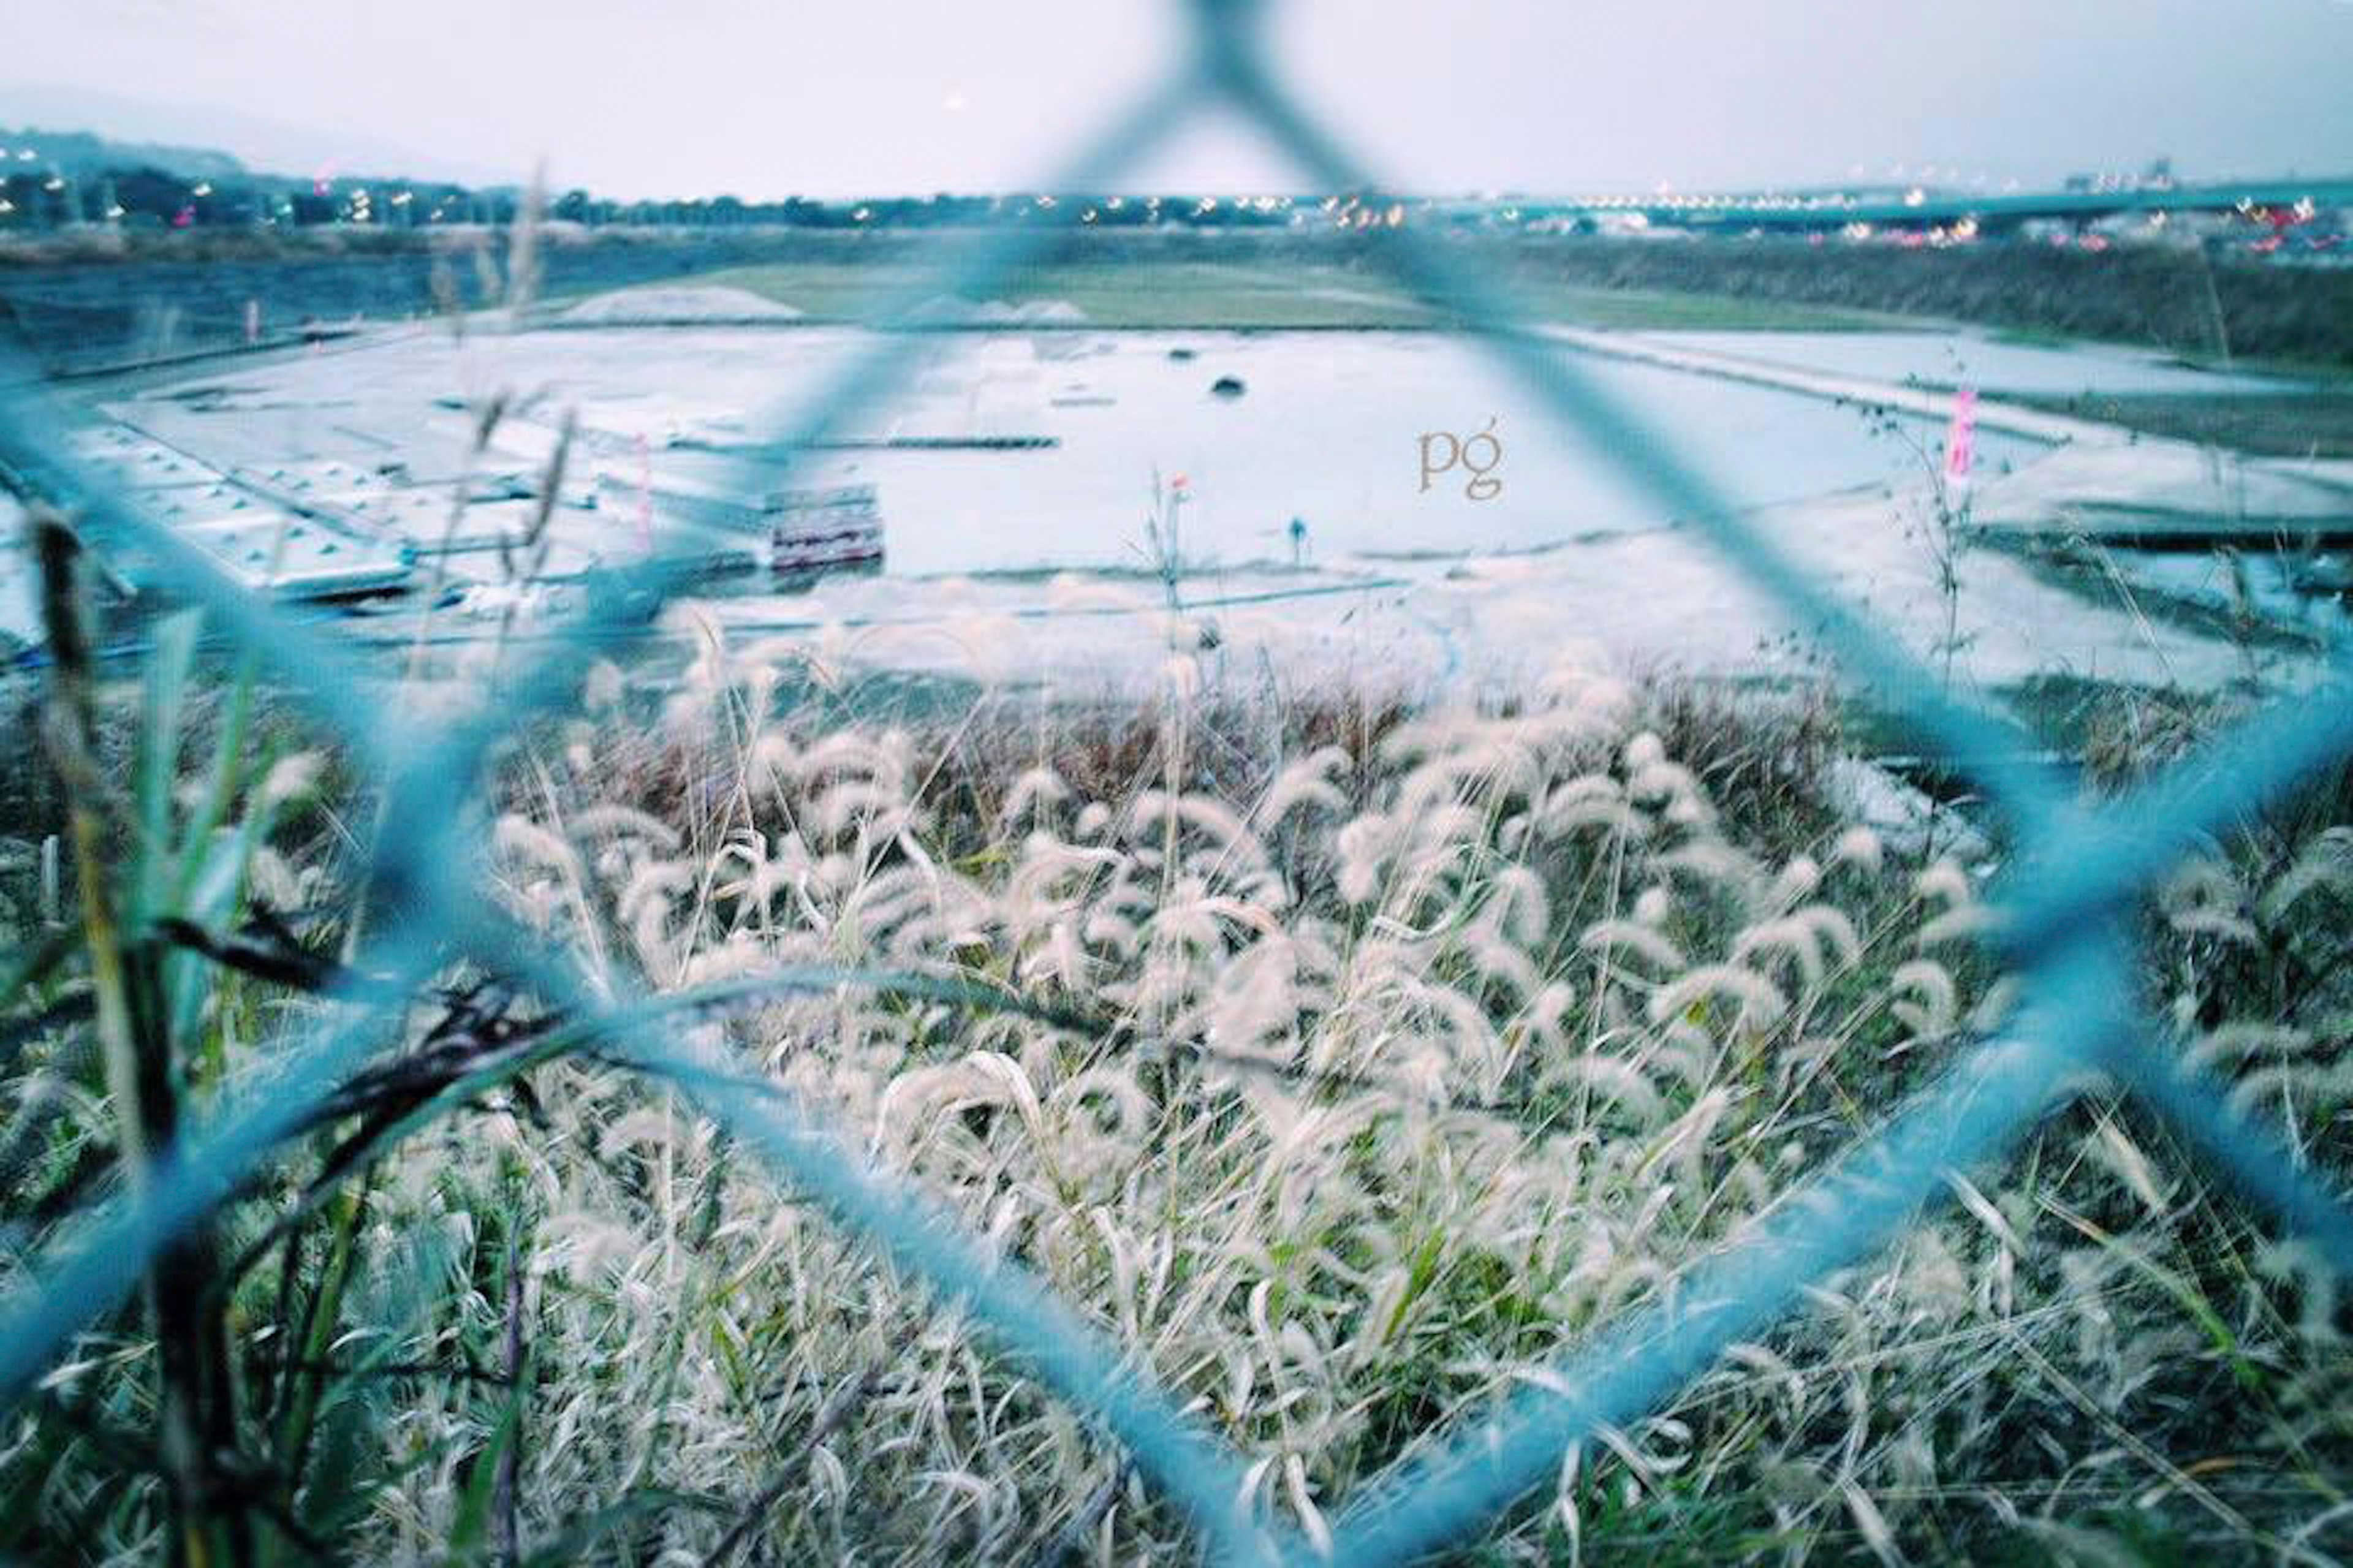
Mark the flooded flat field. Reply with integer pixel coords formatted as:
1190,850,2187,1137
17,308,2342,699
84,323,2052,575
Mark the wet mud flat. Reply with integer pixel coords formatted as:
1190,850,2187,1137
6,307,2346,712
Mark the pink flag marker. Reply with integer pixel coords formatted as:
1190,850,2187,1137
1944,387,1977,487
632,433,655,552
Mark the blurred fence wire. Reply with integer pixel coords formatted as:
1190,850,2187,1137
4,1,2353,1561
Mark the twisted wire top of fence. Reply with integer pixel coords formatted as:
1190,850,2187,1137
3,2,2351,1561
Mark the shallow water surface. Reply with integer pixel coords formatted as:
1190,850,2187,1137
635,328,2044,574
83,323,2047,579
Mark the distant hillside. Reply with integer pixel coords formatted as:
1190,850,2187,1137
0,126,247,181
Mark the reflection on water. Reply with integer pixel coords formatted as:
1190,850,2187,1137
634,329,2046,574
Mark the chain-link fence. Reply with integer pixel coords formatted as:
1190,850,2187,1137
2,2,2351,1561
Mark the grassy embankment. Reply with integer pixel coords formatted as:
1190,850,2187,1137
1999,392,2353,459
672,254,1900,331
676,243,2353,452
2,562,2349,1562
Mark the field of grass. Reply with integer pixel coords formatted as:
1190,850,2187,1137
1497,237,2353,370
4,577,2351,1562
669,256,1904,332
2001,390,2353,458
14,222,2350,376
675,256,1433,326
667,234,2353,366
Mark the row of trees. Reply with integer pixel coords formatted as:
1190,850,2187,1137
0,167,1308,232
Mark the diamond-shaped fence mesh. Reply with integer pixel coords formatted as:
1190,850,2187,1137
2,3,2351,1561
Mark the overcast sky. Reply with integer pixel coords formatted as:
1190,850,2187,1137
3,0,2347,198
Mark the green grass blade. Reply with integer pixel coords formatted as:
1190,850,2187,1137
132,609,202,926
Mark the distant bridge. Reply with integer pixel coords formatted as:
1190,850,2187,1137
1476,179,2353,234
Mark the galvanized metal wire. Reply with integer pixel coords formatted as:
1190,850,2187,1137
3,4,2352,1559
